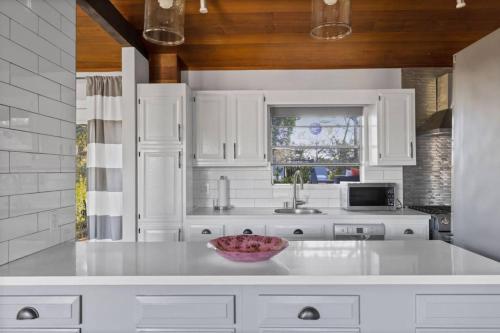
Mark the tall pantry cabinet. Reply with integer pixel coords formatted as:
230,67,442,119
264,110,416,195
137,84,193,242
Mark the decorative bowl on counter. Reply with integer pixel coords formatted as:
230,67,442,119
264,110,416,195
207,235,289,262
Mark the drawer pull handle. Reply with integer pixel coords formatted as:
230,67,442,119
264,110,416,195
404,228,414,235
293,229,304,235
298,306,320,320
16,307,39,320
201,229,212,235
243,229,253,235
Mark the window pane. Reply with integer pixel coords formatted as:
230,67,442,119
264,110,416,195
273,166,360,184
272,126,361,147
272,148,360,165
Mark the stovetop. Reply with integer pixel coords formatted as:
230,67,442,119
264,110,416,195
408,205,451,215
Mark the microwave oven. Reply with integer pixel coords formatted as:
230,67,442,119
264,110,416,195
340,183,397,211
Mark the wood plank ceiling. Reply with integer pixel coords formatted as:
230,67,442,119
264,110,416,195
76,0,500,72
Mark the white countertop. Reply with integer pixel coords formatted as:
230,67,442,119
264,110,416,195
187,207,429,217
1,240,500,286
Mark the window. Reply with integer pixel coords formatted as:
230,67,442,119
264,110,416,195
270,107,362,184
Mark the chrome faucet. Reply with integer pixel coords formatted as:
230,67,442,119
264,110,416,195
292,170,306,209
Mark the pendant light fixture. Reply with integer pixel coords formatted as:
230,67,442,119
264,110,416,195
143,0,185,46
311,0,352,40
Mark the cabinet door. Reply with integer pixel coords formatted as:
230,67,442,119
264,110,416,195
138,96,182,146
378,92,416,165
138,149,182,225
385,222,429,240
231,93,265,164
138,226,180,242
194,94,227,162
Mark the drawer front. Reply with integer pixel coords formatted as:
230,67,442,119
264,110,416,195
0,330,80,333
267,225,325,241
386,223,428,240
415,328,500,333
416,295,500,327
258,295,359,327
136,328,234,333
225,225,266,236
0,296,80,328
136,296,235,327
260,328,360,333
188,225,224,241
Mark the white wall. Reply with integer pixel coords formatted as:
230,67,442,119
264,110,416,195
0,0,76,264
182,69,402,91
453,28,500,260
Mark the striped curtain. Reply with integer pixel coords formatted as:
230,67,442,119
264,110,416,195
86,76,123,240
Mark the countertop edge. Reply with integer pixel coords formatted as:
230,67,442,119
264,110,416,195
3,275,500,286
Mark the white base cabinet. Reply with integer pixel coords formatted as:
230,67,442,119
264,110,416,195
5,286,500,333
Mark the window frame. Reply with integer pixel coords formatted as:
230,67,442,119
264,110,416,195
267,104,365,186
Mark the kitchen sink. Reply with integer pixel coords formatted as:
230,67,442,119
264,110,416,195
274,208,323,215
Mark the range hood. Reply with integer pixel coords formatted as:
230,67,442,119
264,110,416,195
417,73,453,136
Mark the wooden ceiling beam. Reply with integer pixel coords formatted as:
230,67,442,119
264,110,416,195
77,0,148,59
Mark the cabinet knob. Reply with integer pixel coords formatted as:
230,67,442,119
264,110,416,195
243,229,253,235
201,229,212,235
404,228,414,235
298,306,320,320
16,307,39,320
293,229,304,235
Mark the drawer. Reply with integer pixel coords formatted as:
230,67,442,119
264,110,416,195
0,330,80,333
260,328,360,333
137,328,234,333
0,296,80,328
188,225,224,241
225,225,266,236
258,295,359,327
136,328,234,333
386,223,428,240
415,328,500,333
416,295,500,327
135,295,235,327
267,225,325,241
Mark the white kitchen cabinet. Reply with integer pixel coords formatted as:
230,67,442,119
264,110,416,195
138,226,180,242
225,224,266,236
267,225,326,241
368,90,416,166
137,84,193,242
138,148,182,226
138,95,182,146
385,222,428,240
230,93,266,164
193,93,228,162
187,225,224,241
193,91,267,166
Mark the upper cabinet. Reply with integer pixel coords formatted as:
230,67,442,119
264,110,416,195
194,91,267,166
193,93,228,161
368,90,416,166
138,86,185,147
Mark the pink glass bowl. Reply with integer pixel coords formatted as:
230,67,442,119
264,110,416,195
207,235,289,262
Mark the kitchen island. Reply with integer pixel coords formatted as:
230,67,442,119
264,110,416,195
2,240,500,333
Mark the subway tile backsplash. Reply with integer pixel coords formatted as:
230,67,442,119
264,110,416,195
193,166,403,208
0,0,76,264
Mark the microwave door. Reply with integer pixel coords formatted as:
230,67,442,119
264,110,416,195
348,187,394,210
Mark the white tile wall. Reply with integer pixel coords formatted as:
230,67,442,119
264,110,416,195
0,151,9,173
0,58,8,82
10,152,60,173
0,214,37,242
0,0,76,264
0,241,7,265
38,173,75,191
0,12,9,37
193,165,404,208
0,35,38,72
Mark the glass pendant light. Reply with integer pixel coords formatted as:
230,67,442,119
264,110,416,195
311,0,352,40
143,0,185,46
